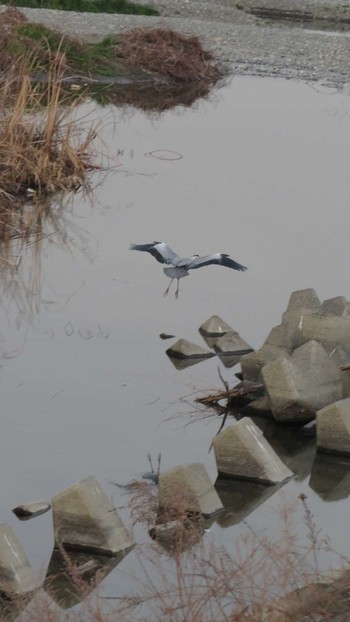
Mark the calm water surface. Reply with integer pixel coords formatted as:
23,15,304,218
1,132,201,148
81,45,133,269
1,76,350,598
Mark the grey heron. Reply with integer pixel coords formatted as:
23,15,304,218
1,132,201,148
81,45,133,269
129,241,247,298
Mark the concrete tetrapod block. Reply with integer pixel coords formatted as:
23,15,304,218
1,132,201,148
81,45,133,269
317,398,350,455
298,313,350,352
262,340,343,423
0,524,39,596
166,339,215,360
212,418,293,485
158,463,223,518
282,288,321,318
199,315,234,336
320,296,349,316
52,476,134,556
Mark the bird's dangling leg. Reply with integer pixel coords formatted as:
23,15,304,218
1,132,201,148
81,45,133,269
175,278,180,299
164,278,174,297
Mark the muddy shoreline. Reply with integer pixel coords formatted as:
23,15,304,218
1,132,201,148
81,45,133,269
1,1,350,87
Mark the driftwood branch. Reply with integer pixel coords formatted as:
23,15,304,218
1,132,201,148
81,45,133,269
196,383,264,406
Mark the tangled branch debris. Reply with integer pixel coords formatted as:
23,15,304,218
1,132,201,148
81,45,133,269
196,383,265,406
116,27,223,82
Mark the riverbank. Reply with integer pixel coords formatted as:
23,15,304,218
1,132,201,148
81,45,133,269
1,0,350,87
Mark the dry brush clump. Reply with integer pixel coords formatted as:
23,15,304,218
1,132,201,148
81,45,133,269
116,27,223,83
0,56,98,241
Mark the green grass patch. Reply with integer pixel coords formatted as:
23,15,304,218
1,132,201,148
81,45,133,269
11,23,120,76
5,0,159,16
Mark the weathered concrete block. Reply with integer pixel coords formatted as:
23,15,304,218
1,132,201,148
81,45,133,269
13,500,51,520
213,331,253,356
0,524,39,596
283,288,321,317
262,341,342,423
299,314,350,352
212,418,293,484
199,315,233,336
158,463,223,518
321,296,349,316
240,325,290,383
241,348,287,383
317,398,350,455
52,476,134,556
166,339,214,360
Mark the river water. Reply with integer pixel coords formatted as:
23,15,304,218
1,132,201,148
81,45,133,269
2,75,350,610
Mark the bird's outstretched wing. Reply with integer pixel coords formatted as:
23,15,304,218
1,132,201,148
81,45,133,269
129,242,180,265
187,253,247,272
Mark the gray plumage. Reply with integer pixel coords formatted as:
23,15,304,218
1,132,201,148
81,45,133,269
129,241,247,298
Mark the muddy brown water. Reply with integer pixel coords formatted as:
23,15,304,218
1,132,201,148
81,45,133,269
1,76,350,603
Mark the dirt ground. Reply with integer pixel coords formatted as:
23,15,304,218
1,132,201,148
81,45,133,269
1,1,350,86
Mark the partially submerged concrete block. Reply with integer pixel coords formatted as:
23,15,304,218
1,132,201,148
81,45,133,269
213,331,253,356
52,476,134,556
158,463,223,518
0,524,39,596
262,341,342,423
212,418,293,485
166,339,214,360
317,398,350,455
13,500,51,520
199,315,233,336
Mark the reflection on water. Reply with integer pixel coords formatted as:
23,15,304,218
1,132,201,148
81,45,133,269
1,76,350,609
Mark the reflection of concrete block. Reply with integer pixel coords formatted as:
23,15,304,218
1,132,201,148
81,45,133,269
213,418,292,485
45,548,123,609
262,341,342,423
0,524,39,596
52,476,134,556
158,463,223,518
317,398,350,455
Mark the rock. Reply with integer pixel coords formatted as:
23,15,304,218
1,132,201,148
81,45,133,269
158,463,223,518
199,315,234,336
51,476,134,556
0,524,39,596
317,398,350,455
166,338,215,360
212,418,293,484
298,314,350,353
262,340,342,423
12,500,51,520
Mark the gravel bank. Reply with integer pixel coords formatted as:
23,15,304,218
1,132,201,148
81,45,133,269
2,1,350,87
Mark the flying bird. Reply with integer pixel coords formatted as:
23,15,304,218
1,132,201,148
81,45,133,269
129,241,247,298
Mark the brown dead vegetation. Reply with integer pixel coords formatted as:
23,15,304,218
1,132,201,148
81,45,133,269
115,27,223,83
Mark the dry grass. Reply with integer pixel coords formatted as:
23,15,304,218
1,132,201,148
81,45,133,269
116,28,223,83
0,53,98,242
0,493,349,622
